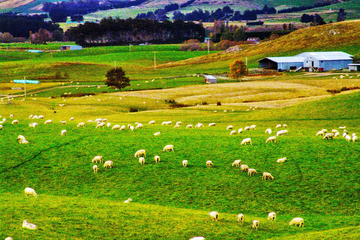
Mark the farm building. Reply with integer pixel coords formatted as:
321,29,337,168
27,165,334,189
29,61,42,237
60,45,83,51
259,51,353,72
204,75,217,83
349,64,360,71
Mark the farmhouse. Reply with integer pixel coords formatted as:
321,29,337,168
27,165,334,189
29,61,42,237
259,51,353,72
60,45,83,51
204,75,217,83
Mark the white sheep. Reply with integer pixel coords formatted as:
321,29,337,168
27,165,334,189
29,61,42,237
268,212,276,221
139,157,145,165
92,156,103,163
154,132,161,136
186,124,193,129
276,130,285,136
276,124,282,128
248,168,257,176
238,214,244,224
154,155,160,163
190,237,205,240
93,165,99,173
22,219,36,230
104,161,113,169
163,145,174,152
120,125,126,131
12,119,19,124
209,211,219,221
29,122,38,128
0,124,3,130
135,149,146,157
250,125,256,130
195,123,203,128
283,124,288,128
323,133,334,140
124,198,132,203
252,220,259,230
206,160,213,167
208,123,216,127
289,217,304,227
265,128,272,134
230,130,236,135
17,135,29,144
61,130,67,136
112,124,121,130
334,132,340,137
96,122,106,128
353,135,358,142
77,122,85,127
44,119,52,124
148,120,155,124
277,157,287,163
240,164,249,172
135,123,143,129
232,160,241,167
241,138,252,145
176,121,182,125
238,128,243,134
226,125,233,130
69,117,74,121
262,172,274,180
182,160,188,167
38,115,44,119
129,125,134,131
345,134,352,142
174,124,180,129
24,187,38,197
244,126,250,131
332,129,339,134
5,237,13,240
316,130,324,136
266,136,276,143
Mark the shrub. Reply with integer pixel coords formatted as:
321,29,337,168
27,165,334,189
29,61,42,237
180,39,202,51
217,102,221,106
129,108,138,112
202,101,208,105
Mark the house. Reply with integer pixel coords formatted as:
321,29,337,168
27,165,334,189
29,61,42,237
259,51,353,72
204,75,217,83
60,45,82,51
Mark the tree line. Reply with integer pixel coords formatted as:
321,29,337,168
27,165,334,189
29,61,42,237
66,18,205,46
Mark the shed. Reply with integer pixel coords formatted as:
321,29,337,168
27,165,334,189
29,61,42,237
349,64,360,71
296,52,353,71
204,75,217,84
258,57,304,71
60,45,82,51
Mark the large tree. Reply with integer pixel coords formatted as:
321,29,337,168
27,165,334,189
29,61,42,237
229,60,248,80
105,67,130,90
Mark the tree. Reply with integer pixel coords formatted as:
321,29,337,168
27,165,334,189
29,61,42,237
229,60,248,79
105,67,130,90
337,8,346,22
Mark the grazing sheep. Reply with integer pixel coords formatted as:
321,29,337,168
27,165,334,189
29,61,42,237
60,121,66,124
5,237,13,240
276,124,282,128
283,124,288,128
135,123,143,129
12,119,19,124
206,160,213,167
238,213,244,224
129,125,134,131
332,129,339,134
323,133,334,140
120,125,126,131
209,211,219,221
93,165,99,173
195,123,203,128
0,124,2,130
241,138,252,145
230,130,236,135
244,126,250,131
139,157,145,165
44,119,52,125
29,122,38,128
154,155,160,163
321,129,328,133
240,164,249,172
268,212,276,221
344,134,351,142
61,130,67,136
77,122,85,127
104,161,113,169
38,115,44,119
135,149,146,157
339,126,346,129
190,237,205,240
161,121,168,125
124,198,132,203
250,125,256,130
276,130,285,136
148,120,155,124
252,220,259,230
24,187,37,197
353,135,358,142
154,132,161,136
248,168,257,176
266,136,276,143
186,124,193,129
112,125,121,130
226,125,233,130
289,217,304,227
17,135,29,144
174,124,180,129
92,156,103,163
316,130,324,136
182,160,188,167
22,219,36,230
69,117,74,121
232,160,241,167
209,123,216,127
163,145,174,152
265,128,272,134
277,157,287,163
96,122,106,128
107,122,111,127
262,172,275,180
334,132,340,137
176,121,182,125
238,128,243,134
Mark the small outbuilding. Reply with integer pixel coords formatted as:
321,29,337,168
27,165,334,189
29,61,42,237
349,64,360,71
259,57,304,71
204,75,217,84
60,45,82,51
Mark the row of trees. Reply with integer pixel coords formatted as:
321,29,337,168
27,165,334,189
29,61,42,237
66,18,205,46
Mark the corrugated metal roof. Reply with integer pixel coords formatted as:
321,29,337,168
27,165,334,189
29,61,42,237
261,57,305,63
203,75,217,80
296,52,353,60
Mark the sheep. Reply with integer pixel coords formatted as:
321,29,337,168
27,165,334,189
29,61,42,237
190,237,205,240
176,121,182,125
154,155,160,163
316,130,324,136
77,122,85,127
268,212,276,221
163,144,174,152
238,128,243,134
241,138,252,145
252,220,259,230
161,121,168,125
124,198,132,203
135,123,143,129
248,168,257,176
289,217,304,227
182,160,188,167
96,122,106,128
232,160,241,167
29,122,38,128
276,124,282,128
139,157,145,165
112,124,121,130
266,136,276,143
22,219,37,230
353,135,358,142
244,126,250,131
154,132,161,136
104,160,113,169
323,133,334,140
44,119,52,125
276,130,286,136
250,125,256,130
230,130,236,135
206,160,213,168
129,125,134,131
262,172,275,180
226,125,233,130
60,121,66,124
339,126,346,129
148,120,155,124
209,211,219,221
343,131,348,138
120,125,126,131
5,237,13,240
265,128,272,134
135,149,146,158
107,122,111,127
240,164,249,172
38,115,44,119
208,123,216,127
283,124,288,128
174,124,180,129
69,117,74,121
24,187,37,197
186,124,193,129
93,165,99,173
332,129,339,134
195,123,203,128
277,157,287,163
92,156,103,163
238,213,244,224
334,132,340,137
17,135,29,144
61,130,67,136
0,124,2,130
12,119,18,124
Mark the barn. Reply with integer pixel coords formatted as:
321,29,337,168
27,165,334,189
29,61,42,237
259,51,353,72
